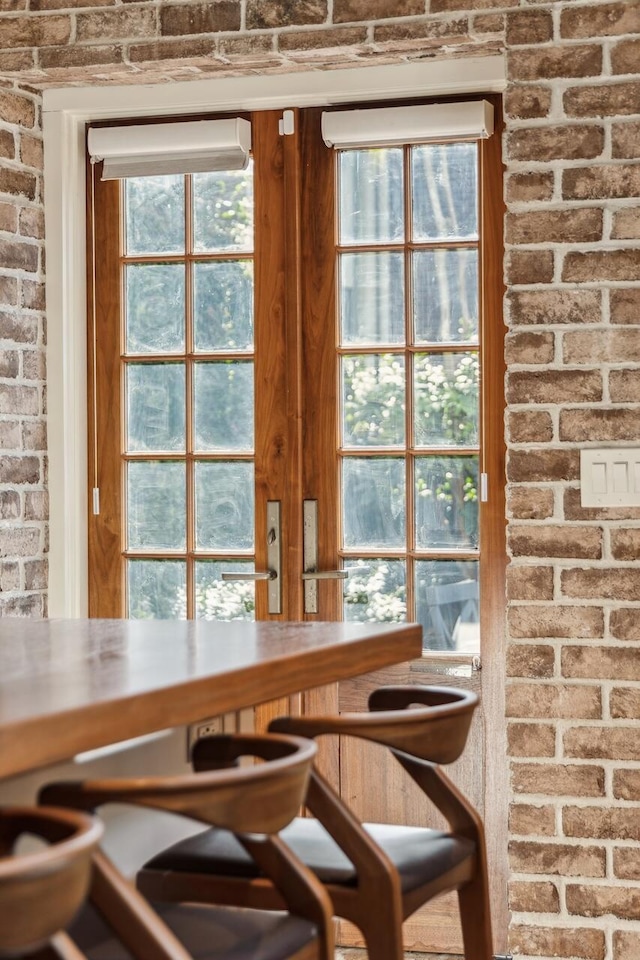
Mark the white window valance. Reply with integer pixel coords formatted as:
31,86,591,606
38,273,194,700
87,118,252,179
321,100,493,149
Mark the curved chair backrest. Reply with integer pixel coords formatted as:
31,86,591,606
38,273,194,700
0,805,103,957
41,733,317,834
270,685,478,766
41,733,334,960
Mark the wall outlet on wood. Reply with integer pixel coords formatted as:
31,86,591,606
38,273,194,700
186,716,224,759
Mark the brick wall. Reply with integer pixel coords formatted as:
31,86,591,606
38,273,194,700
0,80,46,617
1,1,639,958
504,4,640,958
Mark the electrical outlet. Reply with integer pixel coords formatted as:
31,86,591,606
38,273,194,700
186,716,223,760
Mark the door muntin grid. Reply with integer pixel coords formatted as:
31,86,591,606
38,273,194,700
121,167,257,621
337,142,481,653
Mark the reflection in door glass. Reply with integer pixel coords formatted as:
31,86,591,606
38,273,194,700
128,559,187,620
195,461,255,551
412,142,478,241
194,362,254,451
193,261,254,352
415,560,479,652
339,149,404,244
412,249,479,344
340,252,404,344
125,176,185,255
338,140,481,653
127,461,186,551
126,363,186,452
125,264,185,354
415,456,479,550
342,458,405,549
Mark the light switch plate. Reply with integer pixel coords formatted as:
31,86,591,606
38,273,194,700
580,448,640,507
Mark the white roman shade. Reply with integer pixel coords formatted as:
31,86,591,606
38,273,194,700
321,100,493,149
87,118,252,180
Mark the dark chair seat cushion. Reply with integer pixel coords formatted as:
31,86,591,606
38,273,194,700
144,818,476,895
69,901,317,960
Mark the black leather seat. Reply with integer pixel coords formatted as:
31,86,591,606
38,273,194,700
69,900,320,960
146,817,476,894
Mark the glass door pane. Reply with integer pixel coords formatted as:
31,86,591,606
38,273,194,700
337,142,481,652
121,165,257,620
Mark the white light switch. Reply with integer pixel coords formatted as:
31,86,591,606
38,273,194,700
592,462,607,494
581,448,640,507
613,461,628,494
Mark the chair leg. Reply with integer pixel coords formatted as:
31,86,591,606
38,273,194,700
457,870,494,960
349,904,405,960
361,927,405,960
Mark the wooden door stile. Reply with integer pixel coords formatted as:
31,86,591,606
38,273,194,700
88,171,124,616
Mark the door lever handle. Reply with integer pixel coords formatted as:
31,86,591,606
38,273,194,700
221,570,276,581
221,501,281,614
301,570,348,580
303,500,349,613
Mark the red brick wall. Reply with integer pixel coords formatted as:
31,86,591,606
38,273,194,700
1,1,640,956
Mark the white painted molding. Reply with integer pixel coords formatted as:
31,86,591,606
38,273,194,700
44,109,89,617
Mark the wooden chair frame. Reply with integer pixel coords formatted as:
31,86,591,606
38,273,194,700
40,733,334,960
0,805,103,960
140,686,493,960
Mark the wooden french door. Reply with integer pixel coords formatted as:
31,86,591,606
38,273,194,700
295,104,506,954
87,112,296,627
88,100,506,954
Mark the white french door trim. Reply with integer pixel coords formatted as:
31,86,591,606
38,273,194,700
43,55,506,616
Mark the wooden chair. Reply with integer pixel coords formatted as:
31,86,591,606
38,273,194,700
40,732,333,960
138,686,493,960
0,805,103,959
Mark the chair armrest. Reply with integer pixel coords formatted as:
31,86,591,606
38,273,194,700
368,684,476,712
270,687,477,766
41,734,316,835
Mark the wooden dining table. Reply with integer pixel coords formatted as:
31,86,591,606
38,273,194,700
0,617,421,780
